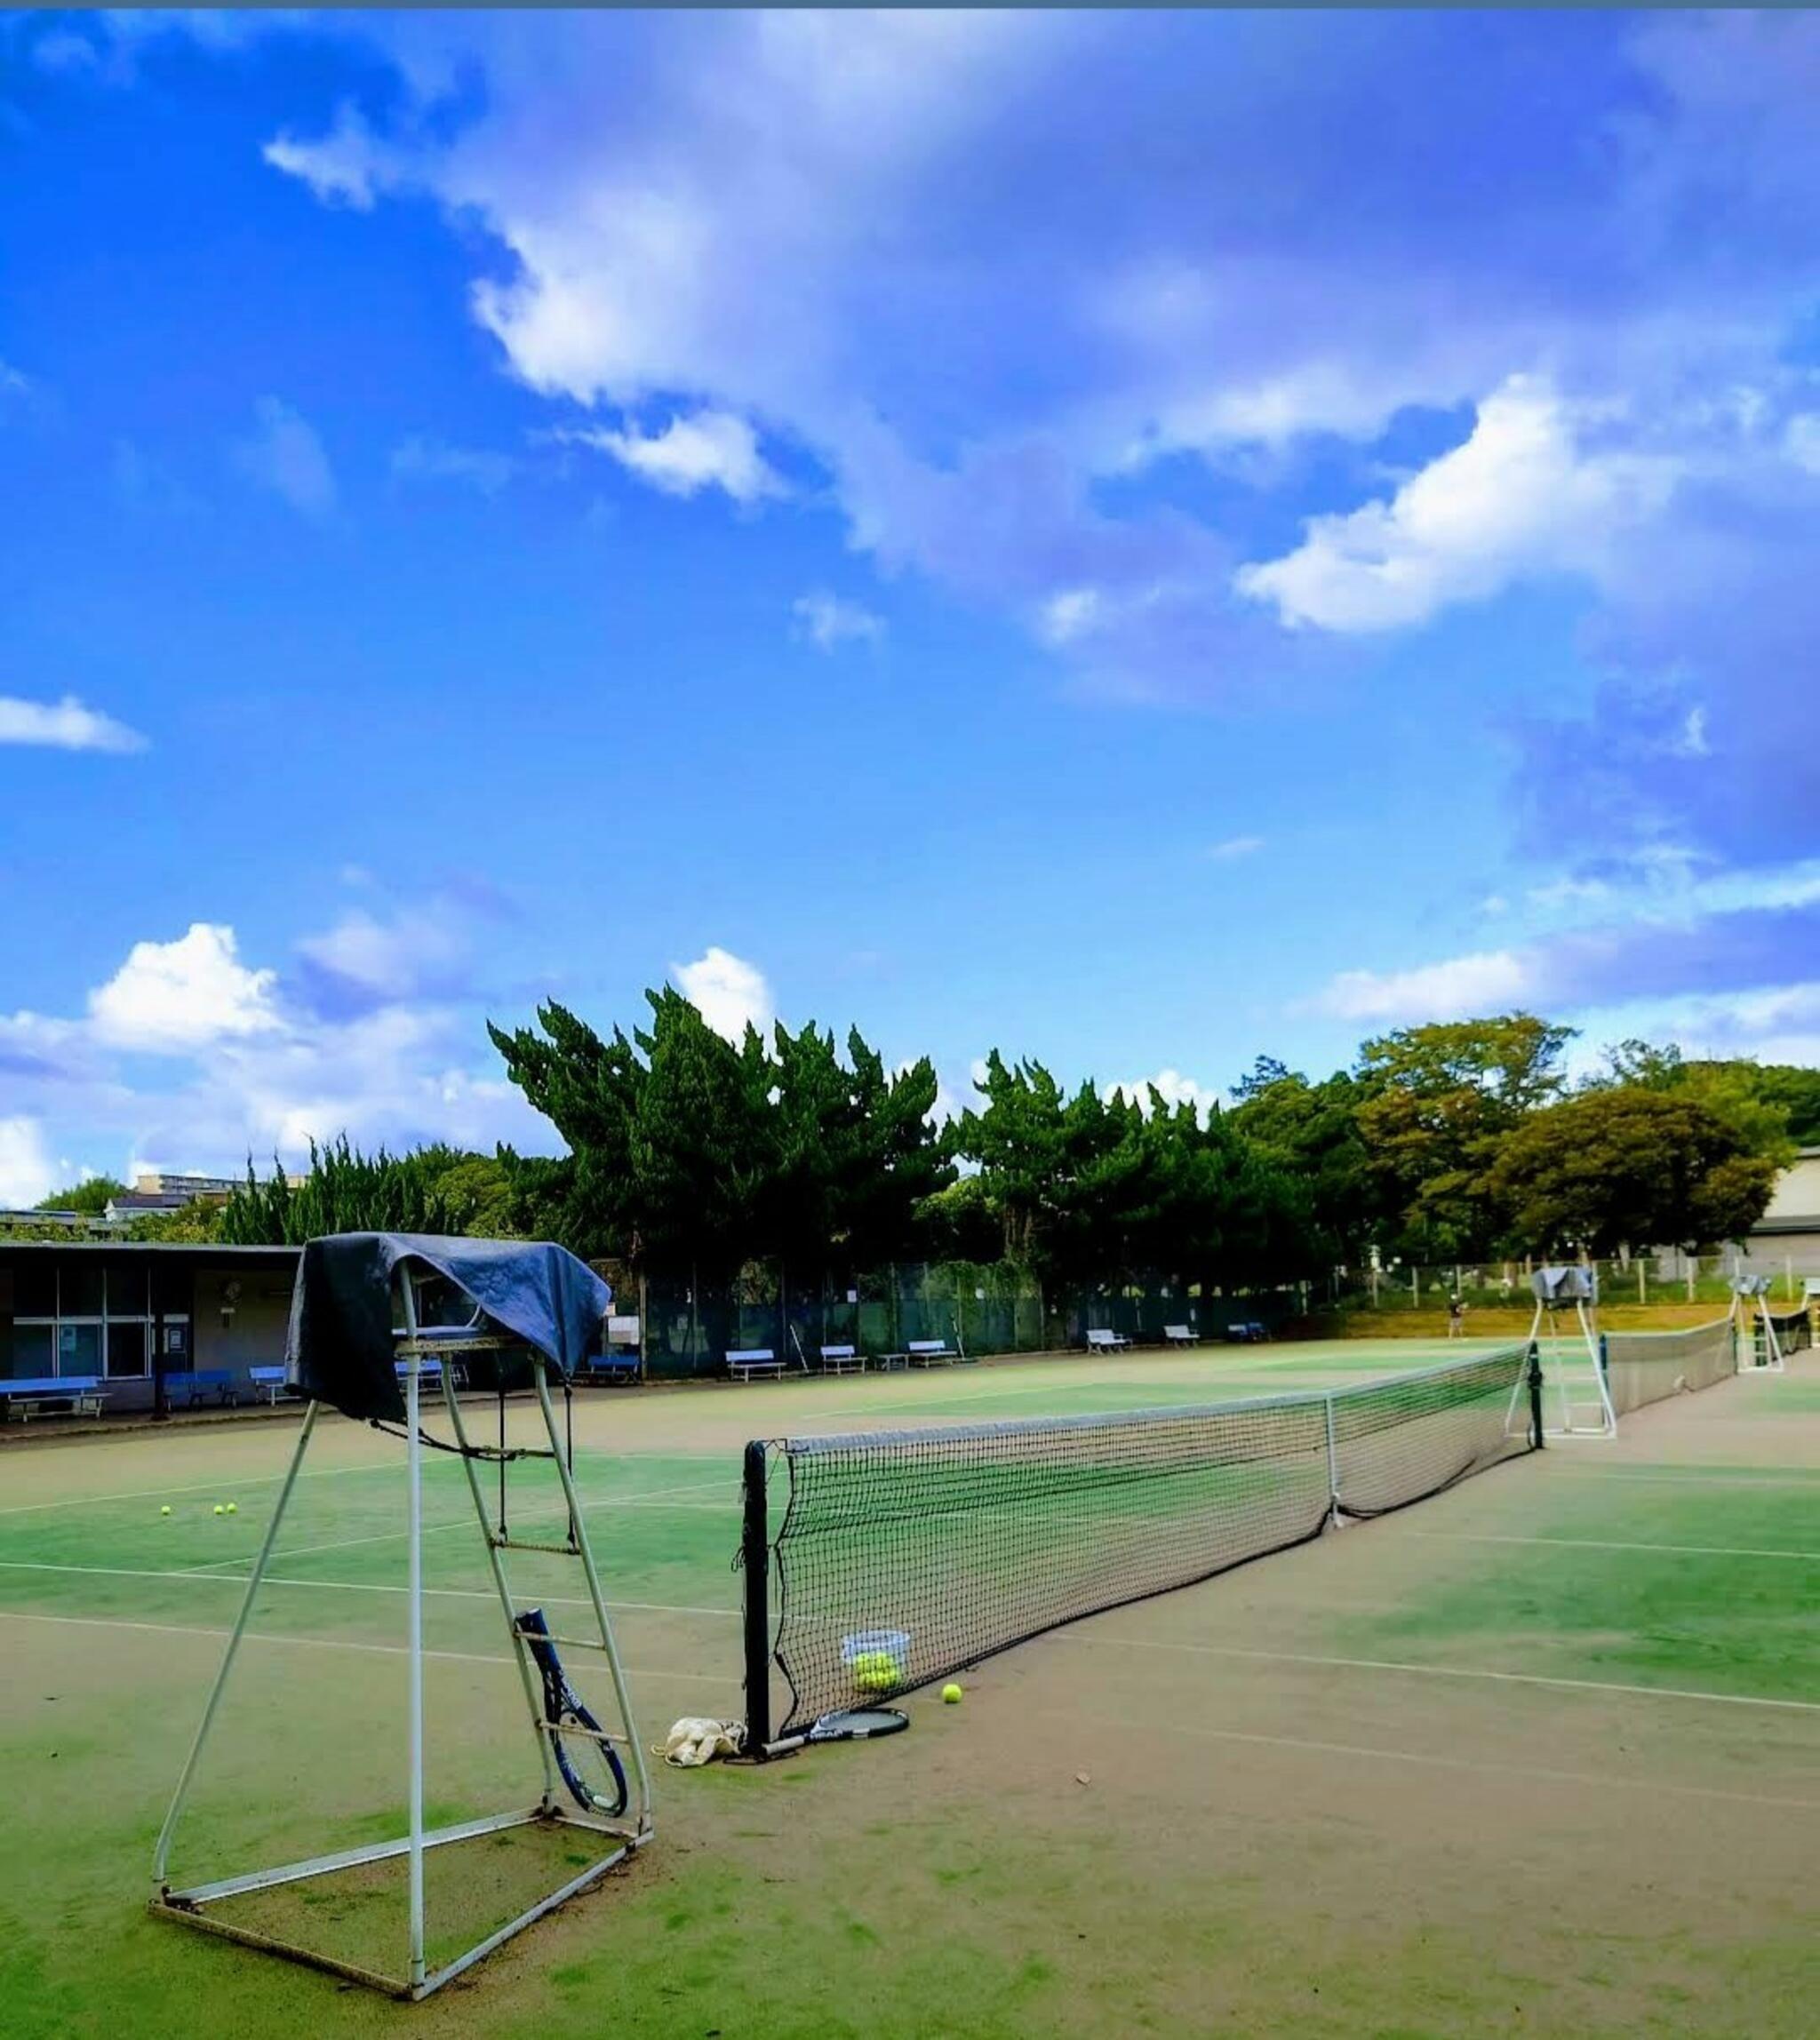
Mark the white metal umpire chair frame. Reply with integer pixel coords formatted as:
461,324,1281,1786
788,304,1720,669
1733,1273,1789,1374
149,1269,653,1999
1509,1263,1616,1440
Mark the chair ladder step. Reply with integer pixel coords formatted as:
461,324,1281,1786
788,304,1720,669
514,1625,610,1654
535,1717,625,1748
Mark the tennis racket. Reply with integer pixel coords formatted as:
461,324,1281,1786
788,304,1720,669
517,1606,629,1817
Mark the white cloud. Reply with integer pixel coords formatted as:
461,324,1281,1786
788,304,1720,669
88,924,282,1052
1208,835,1265,862
1104,1069,1222,1120
263,103,395,210
673,946,773,1041
296,906,469,1005
0,1118,57,1207
390,434,518,495
1316,949,1534,1023
0,694,146,753
1236,377,1680,632
793,592,883,650
1038,588,1104,647
573,411,781,504
232,397,337,517
1784,413,1820,475
0,359,31,397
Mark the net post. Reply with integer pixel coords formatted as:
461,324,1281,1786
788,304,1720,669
1526,1340,1545,1450
1322,1391,1341,1523
741,1440,773,1756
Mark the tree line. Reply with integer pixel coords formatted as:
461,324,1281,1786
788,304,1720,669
23,993,1815,1286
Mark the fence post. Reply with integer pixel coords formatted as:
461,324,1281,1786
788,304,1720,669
1686,1255,1696,1303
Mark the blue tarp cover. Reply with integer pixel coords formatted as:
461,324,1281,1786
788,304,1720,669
286,1232,612,1422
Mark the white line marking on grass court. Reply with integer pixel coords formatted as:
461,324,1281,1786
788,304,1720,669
179,1473,738,1571
1064,1710,1820,1815
1410,1531,1820,1562
0,1453,727,1522
0,1607,733,1684
0,1558,735,1618
1063,1635,1820,1713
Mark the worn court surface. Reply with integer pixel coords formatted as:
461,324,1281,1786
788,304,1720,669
2,1339,1816,2038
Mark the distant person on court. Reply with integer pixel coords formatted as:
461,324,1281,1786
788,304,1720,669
1447,1294,1466,1338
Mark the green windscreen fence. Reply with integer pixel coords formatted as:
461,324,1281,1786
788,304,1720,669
629,1264,1297,1380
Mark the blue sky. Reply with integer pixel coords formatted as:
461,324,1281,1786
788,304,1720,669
2,11,1817,1200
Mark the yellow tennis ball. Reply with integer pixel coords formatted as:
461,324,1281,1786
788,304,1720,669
225,1502,238,1515
942,1683,963,1704
851,1652,897,1693
212,1504,225,1517
159,1505,172,1518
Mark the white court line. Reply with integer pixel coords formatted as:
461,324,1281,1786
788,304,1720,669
1062,1709,1820,1815
0,1606,733,1684
183,1473,738,1572
0,1447,726,1521
1060,1634,1820,1713
1410,1531,1820,1562
0,1558,735,1618
1530,1467,1820,1490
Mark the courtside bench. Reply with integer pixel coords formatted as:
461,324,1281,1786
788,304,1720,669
1225,1320,1268,1343
1085,1328,1132,1354
1162,1324,1200,1348
579,1351,640,1385
728,1347,786,1383
246,1366,291,1404
1,1375,105,1422
166,1369,239,1408
817,1343,866,1375
906,1339,960,1367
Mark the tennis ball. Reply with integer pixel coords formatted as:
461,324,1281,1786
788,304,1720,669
212,1503,225,1517
159,1505,172,1518
225,1502,238,1515
942,1683,962,1704
851,1651,897,1693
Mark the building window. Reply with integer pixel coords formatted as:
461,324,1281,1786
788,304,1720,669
107,1321,148,1378
6,1323,55,1379
57,1322,103,1375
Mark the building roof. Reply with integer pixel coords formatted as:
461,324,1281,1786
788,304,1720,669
0,1240,299,1259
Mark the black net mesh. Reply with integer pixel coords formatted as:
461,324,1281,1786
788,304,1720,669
1602,1317,1736,1414
753,1345,1534,1737
1765,1304,1813,1358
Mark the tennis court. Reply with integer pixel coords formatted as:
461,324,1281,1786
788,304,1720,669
3,1338,1816,2037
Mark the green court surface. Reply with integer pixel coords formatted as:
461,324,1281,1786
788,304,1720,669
2,1341,1816,2039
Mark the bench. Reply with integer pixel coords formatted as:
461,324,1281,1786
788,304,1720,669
1225,1320,1267,1343
1,1375,105,1422
906,1340,958,1367
1162,1324,1200,1348
393,1354,470,1395
246,1366,291,1404
1085,1328,1132,1353
728,1347,786,1383
818,1343,866,1375
166,1369,239,1409
579,1350,641,1385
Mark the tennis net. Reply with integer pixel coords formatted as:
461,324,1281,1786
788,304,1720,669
1765,1304,1813,1359
1601,1316,1736,1415
740,1344,1537,1749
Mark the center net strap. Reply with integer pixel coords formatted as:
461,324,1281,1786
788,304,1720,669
758,1344,1533,1739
